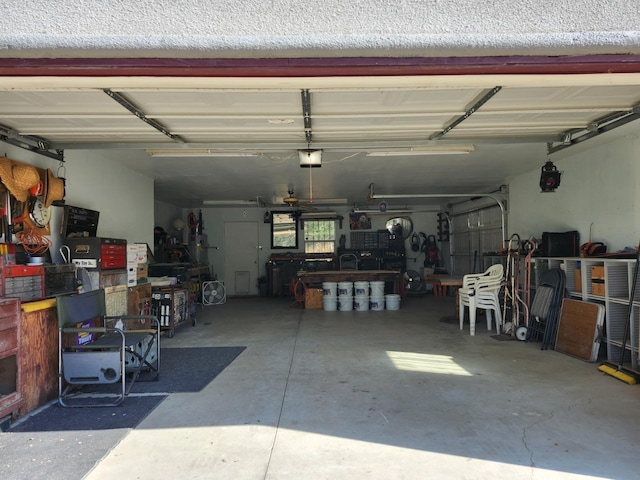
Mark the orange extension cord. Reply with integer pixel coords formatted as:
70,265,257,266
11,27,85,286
16,228,52,256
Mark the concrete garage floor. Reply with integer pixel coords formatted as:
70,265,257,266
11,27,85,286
65,296,640,478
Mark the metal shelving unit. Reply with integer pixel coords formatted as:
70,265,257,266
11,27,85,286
483,254,639,367
151,284,196,338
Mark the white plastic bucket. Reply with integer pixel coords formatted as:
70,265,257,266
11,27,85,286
370,296,385,311
338,281,353,296
323,296,338,311
354,281,370,297
370,281,385,297
322,282,338,297
385,294,401,310
354,296,369,311
338,296,353,311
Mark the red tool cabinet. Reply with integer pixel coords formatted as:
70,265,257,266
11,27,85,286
63,237,127,270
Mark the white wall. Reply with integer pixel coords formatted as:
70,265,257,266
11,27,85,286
507,125,640,252
154,200,184,240
63,150,154,246
194,206,440,279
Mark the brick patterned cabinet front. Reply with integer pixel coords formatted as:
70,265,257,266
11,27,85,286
0,298,23,419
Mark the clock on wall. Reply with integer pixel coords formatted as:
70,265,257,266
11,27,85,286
28,196,51,228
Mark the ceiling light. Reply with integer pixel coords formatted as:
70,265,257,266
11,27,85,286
268,119,295,124
366,146,474,156
299,212,339,218
352,209,413,215
299,149,322,167
299,198,348,205
146,149,259,157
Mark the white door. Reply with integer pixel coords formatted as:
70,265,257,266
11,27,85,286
223,221,260,296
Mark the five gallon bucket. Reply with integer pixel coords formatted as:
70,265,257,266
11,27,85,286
370,281,385,297
338,296,353,311
354,296,369,311
320,280,397,311
338,281,353,296
322,282,338,297
370,296,385,311
323,296,338,311
385,294,401,310
354,281,370,297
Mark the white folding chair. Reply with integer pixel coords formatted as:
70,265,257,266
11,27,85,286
458,264,504,336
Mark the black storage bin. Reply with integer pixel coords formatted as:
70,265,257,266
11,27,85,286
148,263,189,282
541,231,580,257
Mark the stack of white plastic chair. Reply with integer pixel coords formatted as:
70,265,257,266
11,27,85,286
458,264,504,336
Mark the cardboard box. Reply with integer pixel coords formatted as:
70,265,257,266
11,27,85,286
574,267,582,293
127,283,152,316
127,264,148,286
591,265,605,295
305,288,324,310
127,243,148,264
137,264,148,279
591,265,605,280
592,280,605,296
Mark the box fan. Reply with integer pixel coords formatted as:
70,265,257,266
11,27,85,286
202,281,226,305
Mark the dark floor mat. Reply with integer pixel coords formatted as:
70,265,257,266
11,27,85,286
88,346,246,395
132,346,246,394
0,346,246,480
0,395,166,480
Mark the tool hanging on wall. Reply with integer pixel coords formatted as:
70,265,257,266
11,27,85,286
188,211,197,236
424,234,440,268
411,232,420,252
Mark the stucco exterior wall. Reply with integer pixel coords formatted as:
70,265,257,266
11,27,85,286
1,0,640,58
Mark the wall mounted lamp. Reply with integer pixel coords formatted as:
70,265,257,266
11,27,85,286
539,160,562,192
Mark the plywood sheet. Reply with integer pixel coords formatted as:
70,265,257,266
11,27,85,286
555,298,605,362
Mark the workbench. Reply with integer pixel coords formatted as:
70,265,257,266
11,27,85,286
423,275,464,296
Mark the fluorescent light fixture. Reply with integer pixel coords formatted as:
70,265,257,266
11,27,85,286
147,149,259,157
366,146,474,156
202,199,258,206
300,212,339,218
352,209,413,215
303,198,348,205
299,149,322,167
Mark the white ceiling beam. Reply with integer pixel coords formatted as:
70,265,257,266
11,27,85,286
2,73,640,90
0,106,628,120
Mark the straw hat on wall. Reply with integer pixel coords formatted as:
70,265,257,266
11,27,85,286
0,157,40,202
44,168,65,207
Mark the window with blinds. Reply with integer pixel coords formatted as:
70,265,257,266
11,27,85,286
304,219,335,253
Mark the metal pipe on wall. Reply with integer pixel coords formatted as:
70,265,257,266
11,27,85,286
368,186,506,248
